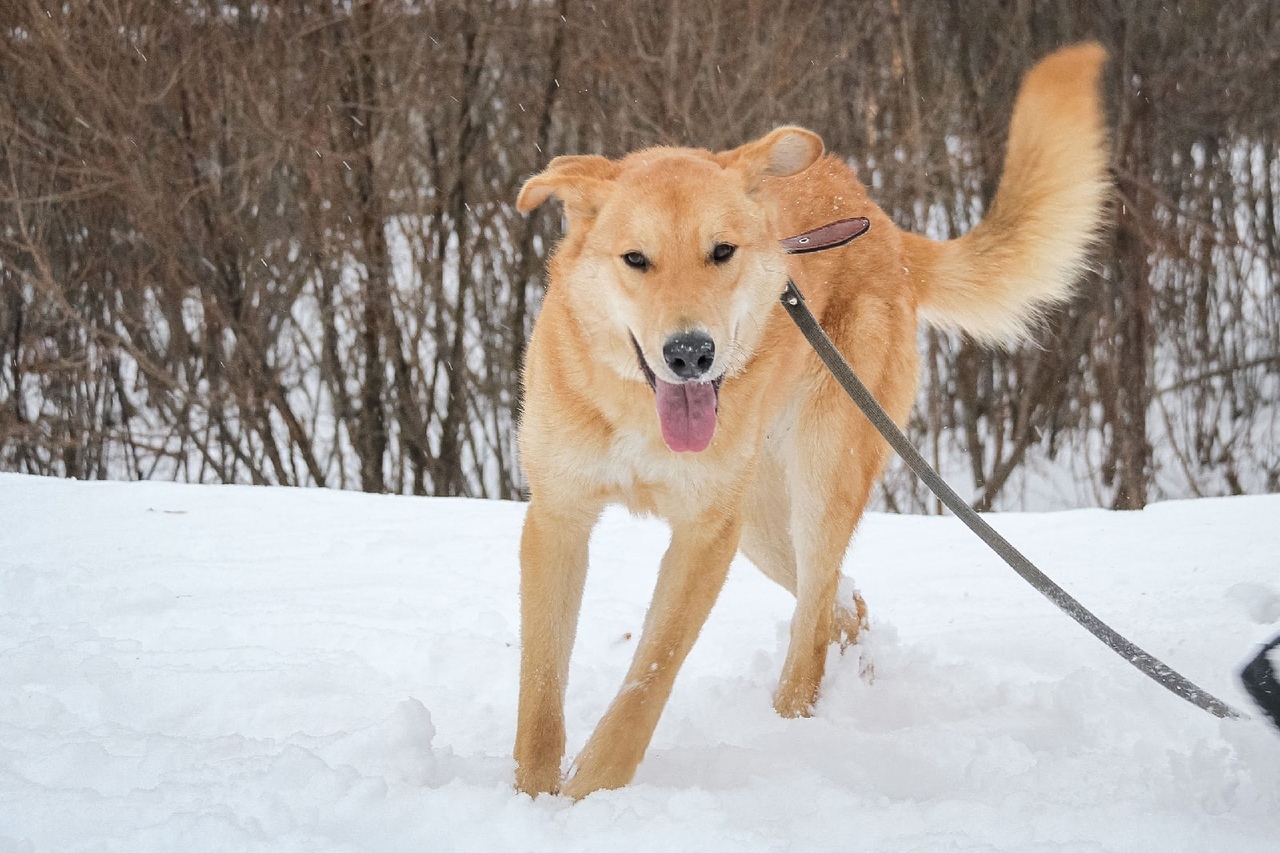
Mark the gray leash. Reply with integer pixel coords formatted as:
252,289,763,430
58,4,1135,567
777,220,1242,720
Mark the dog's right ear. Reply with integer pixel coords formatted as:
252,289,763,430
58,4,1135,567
516,155,620,221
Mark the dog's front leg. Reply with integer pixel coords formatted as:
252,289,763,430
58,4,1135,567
561,507,741,799
515,497,599,796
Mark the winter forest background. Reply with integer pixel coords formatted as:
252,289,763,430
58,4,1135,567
2,0,1277,511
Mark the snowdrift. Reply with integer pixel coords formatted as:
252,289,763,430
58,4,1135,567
1,473,1278,851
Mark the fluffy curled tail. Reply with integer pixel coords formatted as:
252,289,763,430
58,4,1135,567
904,42,1110,341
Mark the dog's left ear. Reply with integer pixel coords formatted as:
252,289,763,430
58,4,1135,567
716,126,824,185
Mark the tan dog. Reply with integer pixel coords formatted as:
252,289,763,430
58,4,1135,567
514,44,1109,799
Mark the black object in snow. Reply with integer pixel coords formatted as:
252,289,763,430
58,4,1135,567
1240,633,1280,731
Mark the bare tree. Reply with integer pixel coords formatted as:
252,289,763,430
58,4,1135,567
3,0,1277,509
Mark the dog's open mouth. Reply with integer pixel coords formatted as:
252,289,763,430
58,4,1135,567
631,336,723,454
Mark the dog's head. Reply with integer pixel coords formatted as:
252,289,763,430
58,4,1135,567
518,127,824,452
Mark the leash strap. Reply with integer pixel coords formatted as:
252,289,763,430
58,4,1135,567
776,226,1242,720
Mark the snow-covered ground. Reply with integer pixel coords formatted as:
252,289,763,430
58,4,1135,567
1,472,1278,852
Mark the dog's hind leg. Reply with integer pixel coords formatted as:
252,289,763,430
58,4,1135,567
561,505,742,799
740,449,799,591
515,497,600,796
741,451,867,650
772,409,885,718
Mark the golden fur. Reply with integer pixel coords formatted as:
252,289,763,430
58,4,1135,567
513,43,1109,799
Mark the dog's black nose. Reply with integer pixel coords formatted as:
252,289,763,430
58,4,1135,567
663,331,715,380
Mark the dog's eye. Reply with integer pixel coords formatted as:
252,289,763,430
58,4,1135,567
622,251,650,272
711,243,737,264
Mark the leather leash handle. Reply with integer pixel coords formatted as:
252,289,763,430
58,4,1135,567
777,222,1243,721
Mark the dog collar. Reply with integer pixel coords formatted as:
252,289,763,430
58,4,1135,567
779,217,870,255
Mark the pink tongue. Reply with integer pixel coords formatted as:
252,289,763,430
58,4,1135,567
654,378,718,452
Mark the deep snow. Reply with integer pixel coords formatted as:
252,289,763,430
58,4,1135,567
1,472,1278,852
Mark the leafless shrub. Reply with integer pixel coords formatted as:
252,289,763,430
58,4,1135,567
2,0,1277,509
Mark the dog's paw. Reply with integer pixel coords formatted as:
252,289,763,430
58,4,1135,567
560,759,632,800
832,578,869,649
514,762,562,798
837,617,877,683
772,679,818,718
831,606,867,649
559,772,599,801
